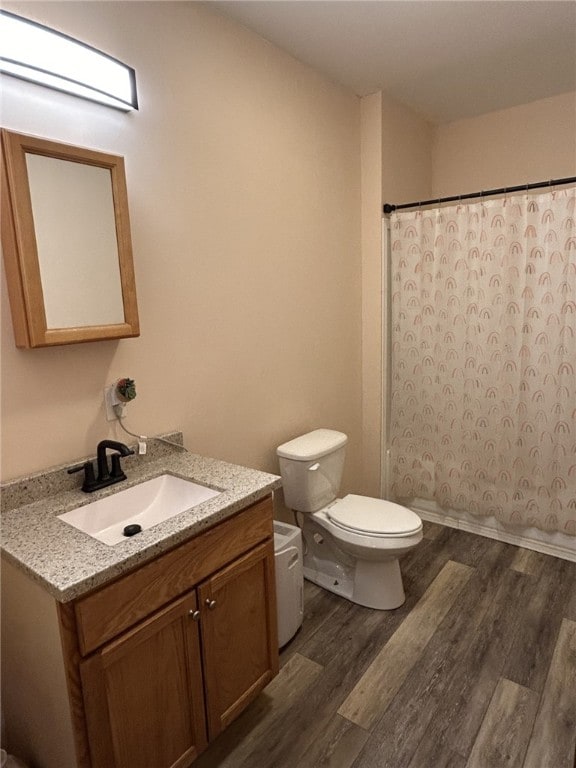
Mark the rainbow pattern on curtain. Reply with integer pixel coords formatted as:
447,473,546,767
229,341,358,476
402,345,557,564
389,188,576,537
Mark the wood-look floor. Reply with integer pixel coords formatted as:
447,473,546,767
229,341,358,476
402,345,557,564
194,523,576,768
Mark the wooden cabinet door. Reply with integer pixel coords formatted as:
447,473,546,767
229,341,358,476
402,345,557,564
199,540,279,740
80,591,207,768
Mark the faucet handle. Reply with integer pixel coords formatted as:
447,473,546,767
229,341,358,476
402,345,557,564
68,461,97,492
110,453,128,481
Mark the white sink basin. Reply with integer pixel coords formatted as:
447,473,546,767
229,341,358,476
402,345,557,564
58,474,221,546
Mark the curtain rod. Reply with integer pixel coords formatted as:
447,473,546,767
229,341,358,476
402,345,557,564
383,175,576,214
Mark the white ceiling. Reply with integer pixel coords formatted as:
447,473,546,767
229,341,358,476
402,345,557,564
211,0,576,124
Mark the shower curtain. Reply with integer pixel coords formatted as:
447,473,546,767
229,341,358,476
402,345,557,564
389,188,576,537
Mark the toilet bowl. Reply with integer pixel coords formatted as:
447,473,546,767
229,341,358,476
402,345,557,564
277,430,422,610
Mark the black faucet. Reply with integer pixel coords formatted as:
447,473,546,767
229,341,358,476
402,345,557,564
68,440,134,493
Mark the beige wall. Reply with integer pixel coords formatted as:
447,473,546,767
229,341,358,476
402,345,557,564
360,93,383,495
382,96,434,206
2,3,572,502
0,2,362,487
361,93,433,495
433,91,576,197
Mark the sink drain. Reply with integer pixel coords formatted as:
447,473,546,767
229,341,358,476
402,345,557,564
123,523,142,537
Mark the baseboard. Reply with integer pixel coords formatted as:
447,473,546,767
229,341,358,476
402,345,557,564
412,500,576,563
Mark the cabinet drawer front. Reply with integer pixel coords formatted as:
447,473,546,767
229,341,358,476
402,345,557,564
75,496,273,655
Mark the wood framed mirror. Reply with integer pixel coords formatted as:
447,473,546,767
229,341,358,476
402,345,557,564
1,129,139,347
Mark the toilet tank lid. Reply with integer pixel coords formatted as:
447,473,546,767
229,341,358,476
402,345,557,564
277,429,348,461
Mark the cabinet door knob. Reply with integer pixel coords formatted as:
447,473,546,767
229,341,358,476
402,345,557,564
205,599,217,610
189,609,201,621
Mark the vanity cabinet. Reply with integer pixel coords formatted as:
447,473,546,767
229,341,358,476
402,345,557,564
2,495,278,768
79,540,276,768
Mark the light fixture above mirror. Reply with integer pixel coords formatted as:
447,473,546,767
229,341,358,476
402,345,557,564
0,10,138,111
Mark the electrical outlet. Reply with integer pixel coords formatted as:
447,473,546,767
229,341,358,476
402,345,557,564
104,385,121,422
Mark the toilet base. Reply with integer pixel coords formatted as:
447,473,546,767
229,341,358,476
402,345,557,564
303,555,406,610
353,558,405,609
303,564,355,603
300,511,413,610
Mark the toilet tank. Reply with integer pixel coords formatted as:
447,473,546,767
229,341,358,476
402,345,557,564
277,429,348,512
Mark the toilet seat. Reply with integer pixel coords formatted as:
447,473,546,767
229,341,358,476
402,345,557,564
327,494,422,538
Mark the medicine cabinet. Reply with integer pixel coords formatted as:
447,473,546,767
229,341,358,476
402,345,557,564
1,129,139,347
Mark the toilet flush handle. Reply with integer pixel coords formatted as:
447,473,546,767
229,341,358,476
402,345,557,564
308,463,320,471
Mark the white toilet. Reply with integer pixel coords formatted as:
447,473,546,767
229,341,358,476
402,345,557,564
277,429,423,610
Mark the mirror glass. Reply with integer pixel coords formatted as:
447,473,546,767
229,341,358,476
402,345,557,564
1,129,139,348
26,154,125,328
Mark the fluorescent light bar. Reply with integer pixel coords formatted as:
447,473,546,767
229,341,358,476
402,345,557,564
0,11,138,111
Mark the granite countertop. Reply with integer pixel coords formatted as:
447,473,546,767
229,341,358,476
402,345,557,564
0,434,281,603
